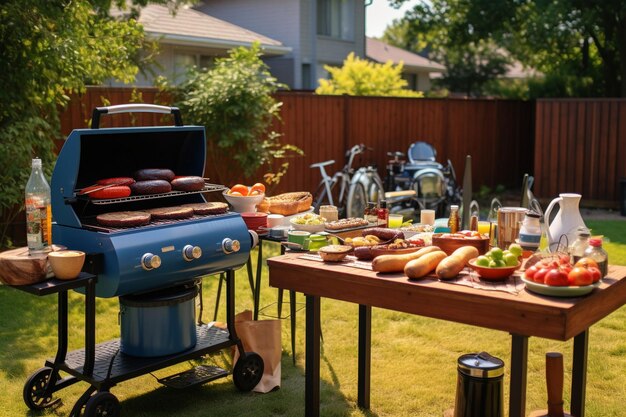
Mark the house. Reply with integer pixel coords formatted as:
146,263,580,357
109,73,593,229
111,4,291,86
115,1,444,92
365,37,445,92
196,0,367,90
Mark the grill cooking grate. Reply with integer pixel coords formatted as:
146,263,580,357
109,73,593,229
75,182,226,205
81,211,232,233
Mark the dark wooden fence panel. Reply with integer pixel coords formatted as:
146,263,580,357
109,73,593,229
534,99,626,207
58,88,533,197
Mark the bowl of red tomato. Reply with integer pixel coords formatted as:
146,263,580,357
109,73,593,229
522,255,602,297
223,183,266,213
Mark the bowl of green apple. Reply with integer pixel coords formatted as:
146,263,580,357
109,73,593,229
468,244,523,281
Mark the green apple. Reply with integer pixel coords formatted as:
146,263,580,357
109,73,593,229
475,256,490,267
489,247,503,260
508,243,523,257
503,253,518,266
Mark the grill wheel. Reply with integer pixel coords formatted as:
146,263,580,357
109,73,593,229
233,352,264,392
22,366,61,410
84,391,120,417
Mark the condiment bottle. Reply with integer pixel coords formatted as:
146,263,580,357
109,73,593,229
25,158,52,254
319,205,338,222
583,238,608,278
518,211,542,251
469,215,478,232
377,200,389,227
448,205,459,233
568,227,590,264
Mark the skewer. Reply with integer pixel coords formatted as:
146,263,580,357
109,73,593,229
77,182,125,195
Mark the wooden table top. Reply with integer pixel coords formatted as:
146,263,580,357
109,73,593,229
268,254,626,341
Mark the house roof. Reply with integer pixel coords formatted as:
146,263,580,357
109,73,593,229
366,37,445,73
113,4,291,56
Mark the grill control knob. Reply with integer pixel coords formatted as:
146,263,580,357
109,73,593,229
222,238,240,254
141,253,161,270
183,245,202,261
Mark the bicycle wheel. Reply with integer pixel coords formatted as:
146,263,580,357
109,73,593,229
345,182,367,219
312,179,335,212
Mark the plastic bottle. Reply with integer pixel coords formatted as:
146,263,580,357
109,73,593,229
568,227,590,264
583,238,608,278
448,205,459,233
377,200,389,227
25,158,52,254
518,211,542,251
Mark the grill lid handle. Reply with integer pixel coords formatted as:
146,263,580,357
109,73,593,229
91,104,183,129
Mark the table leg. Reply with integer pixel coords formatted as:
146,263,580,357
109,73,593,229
290,289,297,364
253,242,263,320
358,304,371,409
509,334,528,417
571,329,589,417
305,295,321,417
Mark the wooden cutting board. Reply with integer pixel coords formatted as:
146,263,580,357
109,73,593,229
0,245,63,286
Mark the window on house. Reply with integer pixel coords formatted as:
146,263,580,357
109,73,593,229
302,63,312,89
173,53,197,82
199,55,215,70
317,0,354,41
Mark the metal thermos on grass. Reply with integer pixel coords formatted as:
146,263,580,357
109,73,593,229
454,352,504,417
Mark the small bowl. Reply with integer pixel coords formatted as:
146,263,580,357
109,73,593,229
468,258,520,282
223,190,265,213
318,245,353,262
48,250,85,280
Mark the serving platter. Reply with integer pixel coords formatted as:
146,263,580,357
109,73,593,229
521,276,600,297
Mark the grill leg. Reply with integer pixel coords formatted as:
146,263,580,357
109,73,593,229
225,269,245,355
213,273,225,322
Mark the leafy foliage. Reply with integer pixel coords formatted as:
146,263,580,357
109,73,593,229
161,43,303,187
0,0,171,248
388,0,626,98
316,53,423,97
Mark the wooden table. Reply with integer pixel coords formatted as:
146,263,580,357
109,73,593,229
267,254,626,417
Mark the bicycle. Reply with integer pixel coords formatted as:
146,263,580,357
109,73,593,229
310,144,384,219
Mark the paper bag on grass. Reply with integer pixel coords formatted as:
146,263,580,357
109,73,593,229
233,310,281,393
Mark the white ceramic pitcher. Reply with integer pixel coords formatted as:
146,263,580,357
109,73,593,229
543,193,587,250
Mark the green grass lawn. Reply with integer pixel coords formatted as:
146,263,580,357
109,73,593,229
1,219,625,417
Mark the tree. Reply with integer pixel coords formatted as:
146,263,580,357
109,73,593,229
161,43,303,188
315,53,423,97
0,0,173,248
389,0,626,97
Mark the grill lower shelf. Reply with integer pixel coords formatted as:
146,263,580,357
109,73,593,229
47,325,231,385
158,365,230,389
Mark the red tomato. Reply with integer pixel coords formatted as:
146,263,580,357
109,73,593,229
568,267,593,286
587,266,601,283
229,184,249,196
559,254,572,265
534,267,550,284
559,264,572,275
575,257,599,270
250,182,266,195
545,269,569,286
524,265,538,280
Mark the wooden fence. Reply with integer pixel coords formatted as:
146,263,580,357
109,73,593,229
58,88,535,197
534,99,626,208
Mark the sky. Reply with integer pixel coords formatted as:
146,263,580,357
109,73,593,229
365,0,418,38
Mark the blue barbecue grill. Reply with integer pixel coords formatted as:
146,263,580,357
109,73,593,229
14,105,264,416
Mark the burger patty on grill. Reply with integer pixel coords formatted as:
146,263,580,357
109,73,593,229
146,206,194,220
130,180,172,195
182,202,228,215
96,211,151,227
171,176,205,192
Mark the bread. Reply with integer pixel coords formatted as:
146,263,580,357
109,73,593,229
146,206,194,220
171,176,205,192
258,192,312,215
96,211,151,227
182,202,228,215
325,218,369,230
130,180,172,195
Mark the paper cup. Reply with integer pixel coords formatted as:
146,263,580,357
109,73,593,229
267,214,285,228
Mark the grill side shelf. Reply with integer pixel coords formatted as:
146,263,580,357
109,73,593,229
74,183,227,205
